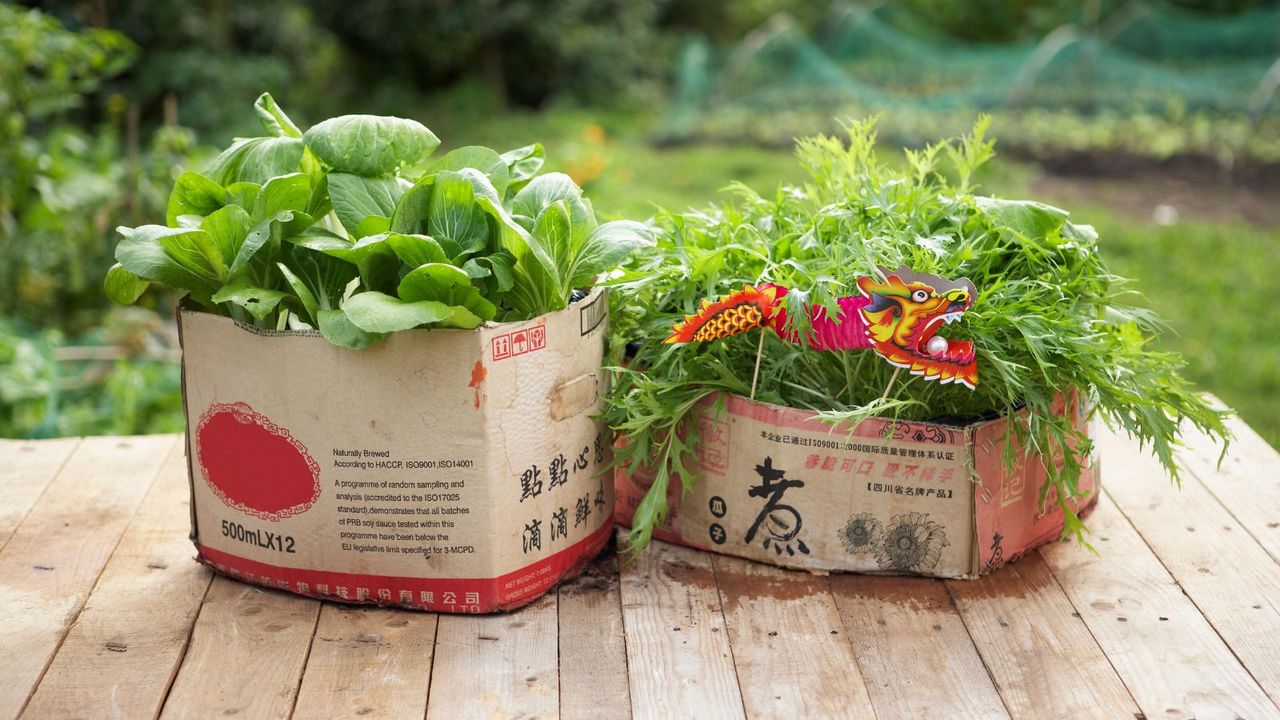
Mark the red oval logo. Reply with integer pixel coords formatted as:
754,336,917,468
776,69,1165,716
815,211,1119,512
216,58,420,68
196,402,320,522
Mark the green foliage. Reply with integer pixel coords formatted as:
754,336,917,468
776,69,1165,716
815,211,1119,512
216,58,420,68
603,119,1231,555
108,94,653,348
32,0,348,137
0,311,182,438
302,0,669,109
0,4,196,333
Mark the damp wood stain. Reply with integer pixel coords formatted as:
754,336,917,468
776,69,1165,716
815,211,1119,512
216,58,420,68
468,361,487,409
717,570,826,610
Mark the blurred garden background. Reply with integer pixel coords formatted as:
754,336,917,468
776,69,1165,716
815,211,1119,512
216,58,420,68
2,0,1278,446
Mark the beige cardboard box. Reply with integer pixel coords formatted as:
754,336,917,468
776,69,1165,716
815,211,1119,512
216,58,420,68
179,288,614,613
615,392,1098,578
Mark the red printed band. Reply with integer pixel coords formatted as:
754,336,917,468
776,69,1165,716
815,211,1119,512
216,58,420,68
196,521,613,613
715,393,963,444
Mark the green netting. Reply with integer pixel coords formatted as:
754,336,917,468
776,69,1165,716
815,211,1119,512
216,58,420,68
661,2,1280,162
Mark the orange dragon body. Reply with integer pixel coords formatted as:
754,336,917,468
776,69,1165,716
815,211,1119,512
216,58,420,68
663,267,978,389
663,284,782,343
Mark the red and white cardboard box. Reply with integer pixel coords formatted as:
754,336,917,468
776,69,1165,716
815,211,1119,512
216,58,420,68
615,392,1098,578
179,288,613,613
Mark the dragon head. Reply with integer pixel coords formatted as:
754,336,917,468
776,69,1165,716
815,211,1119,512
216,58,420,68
856,266,978,389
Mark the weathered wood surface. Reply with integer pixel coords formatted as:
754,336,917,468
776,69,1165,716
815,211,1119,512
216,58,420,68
4,416,1280,719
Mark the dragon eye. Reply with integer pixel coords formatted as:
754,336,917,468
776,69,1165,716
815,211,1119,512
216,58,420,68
911,290,929,303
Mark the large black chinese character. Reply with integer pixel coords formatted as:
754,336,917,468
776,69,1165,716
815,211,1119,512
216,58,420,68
574,494,591,527
745,456,810,556
522,518,542,553
593,431,605,465
548,453,569,491
574,446,590,473
520,465,543,502
551,507,568,542
593,478,606,511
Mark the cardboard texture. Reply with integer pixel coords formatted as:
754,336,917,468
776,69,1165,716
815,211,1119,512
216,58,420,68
180,288,614,613
615,392,1098,578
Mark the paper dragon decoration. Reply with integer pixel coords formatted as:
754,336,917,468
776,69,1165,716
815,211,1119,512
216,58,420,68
664,266,978,389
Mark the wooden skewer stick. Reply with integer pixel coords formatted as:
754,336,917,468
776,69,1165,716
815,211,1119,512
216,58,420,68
879,366,902,401
750,327,767,400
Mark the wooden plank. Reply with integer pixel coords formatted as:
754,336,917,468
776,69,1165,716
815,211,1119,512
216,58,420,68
426,592,559,720
618,538,746,720
0,434,177,720
1100,426,1280,705
713,556,874,720
947,553,1140,719
0,438,79,552
830,575,1009,719
1042,493,1280,719
160,577,321,720
1174,401,1280,564
558,552,631,720
21,446,214,720
291,605,437,720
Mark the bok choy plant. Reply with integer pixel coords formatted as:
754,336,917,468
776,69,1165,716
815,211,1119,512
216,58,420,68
106,93,653,348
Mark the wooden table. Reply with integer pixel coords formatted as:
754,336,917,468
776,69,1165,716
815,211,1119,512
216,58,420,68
3,409,1279,720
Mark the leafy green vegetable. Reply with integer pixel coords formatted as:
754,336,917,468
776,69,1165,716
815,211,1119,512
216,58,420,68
604,118,1231,556
328,173,409,237
107,92,652,347
166,172,229,226
342,291,457,332
103,264,148,305
303,114,440,177
206,137,304,186
500,144,546,196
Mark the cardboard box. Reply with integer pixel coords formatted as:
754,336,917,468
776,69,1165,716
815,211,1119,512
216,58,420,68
615,392,1098,578
179,288,615,613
